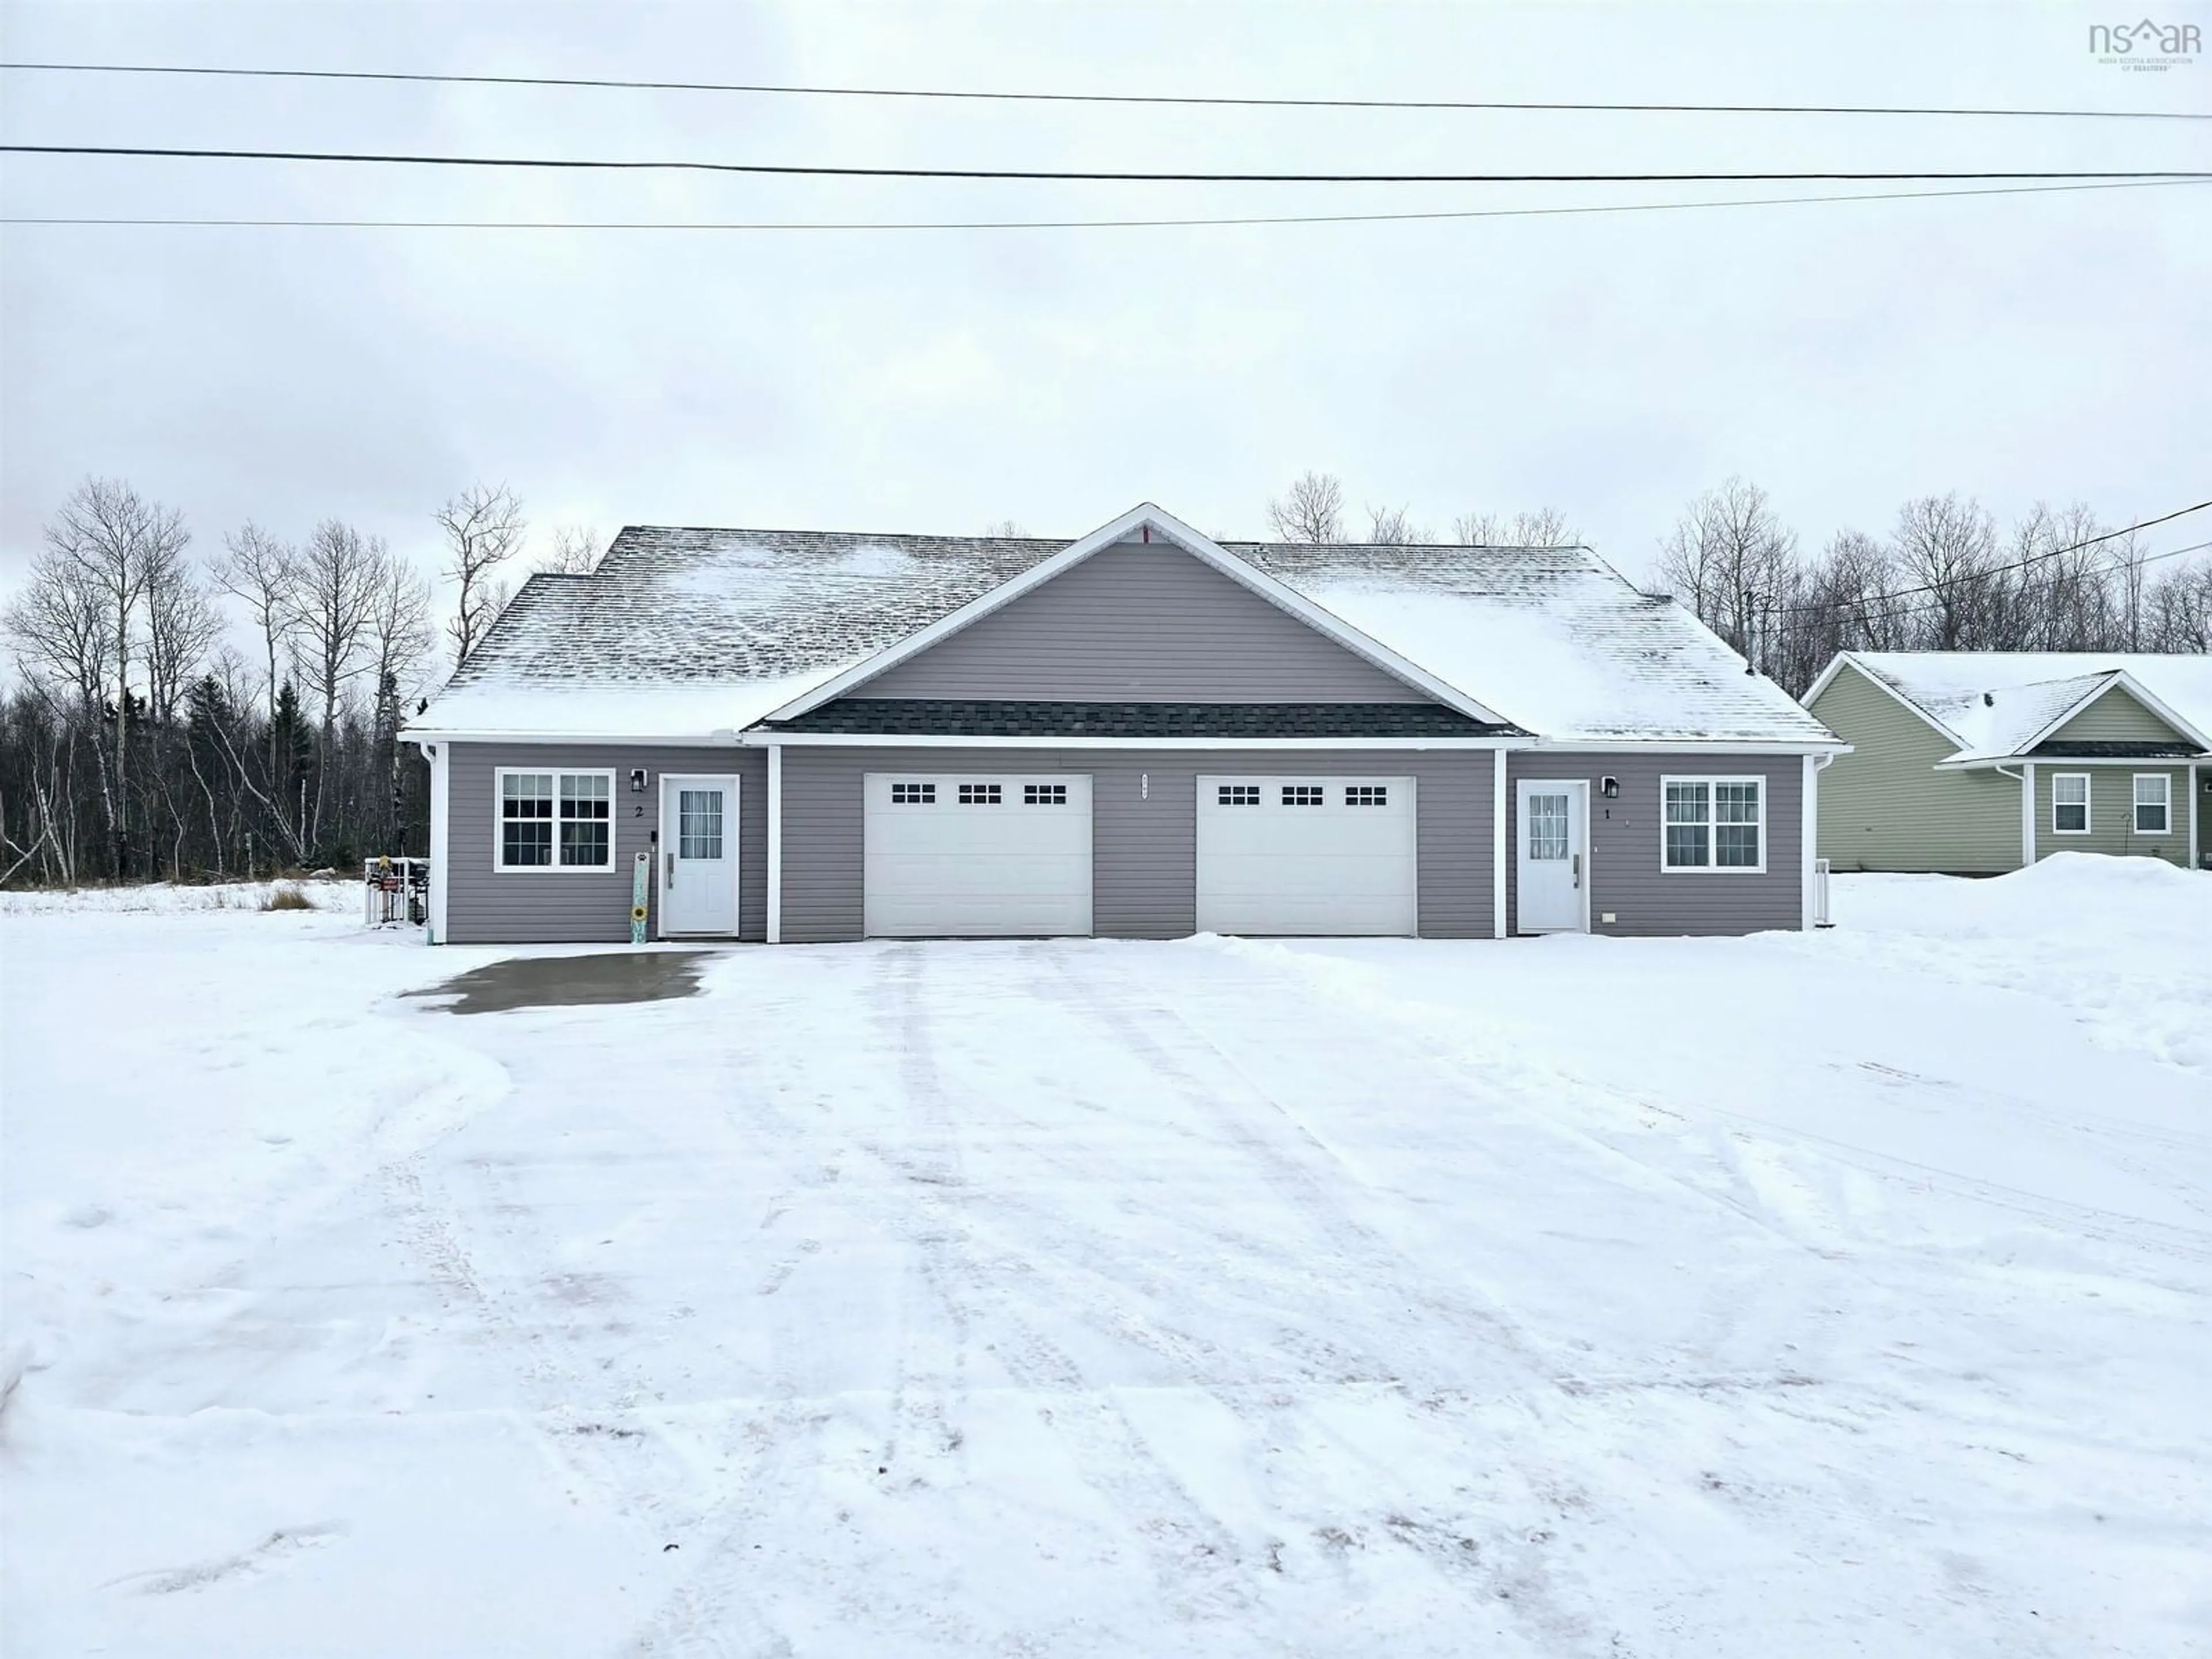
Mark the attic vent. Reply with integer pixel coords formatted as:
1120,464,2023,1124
1983,692,1994,706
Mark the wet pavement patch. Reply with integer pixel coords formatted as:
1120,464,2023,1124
407,950,713,1015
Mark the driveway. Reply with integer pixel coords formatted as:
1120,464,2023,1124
5,897,2207,1657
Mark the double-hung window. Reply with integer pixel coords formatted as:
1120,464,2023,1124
497,768,614,870
2133,774,2170,835
2051,773,2090,835
1661,777,1764,872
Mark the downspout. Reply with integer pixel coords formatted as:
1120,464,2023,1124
1994,760,2032,869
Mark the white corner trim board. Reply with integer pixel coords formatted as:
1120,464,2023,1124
425,741,449,944
1491,748,1507,940
766,742,783,945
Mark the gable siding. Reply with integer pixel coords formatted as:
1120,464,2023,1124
1505,752,1803,937
2041,684,2191,746
1807,664,2018,873
444,743,766,944
858,538,1429,703
778,744,1495,942
2033,763,2192,867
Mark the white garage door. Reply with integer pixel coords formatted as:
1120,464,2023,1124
1196,775,1417,936
863,773,1093,937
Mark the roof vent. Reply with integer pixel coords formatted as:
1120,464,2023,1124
1983,692,1995,706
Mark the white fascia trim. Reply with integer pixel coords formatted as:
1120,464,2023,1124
404,729,746,747
1526,738,1850,756
1940,752,2209,770
1804,654,1967,749
751,732,1531,750
759,502,1510,726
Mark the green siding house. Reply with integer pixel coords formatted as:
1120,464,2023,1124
1805,652,2211,874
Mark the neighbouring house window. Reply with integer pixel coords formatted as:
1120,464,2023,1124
957,783,1002,805
1662,777,1764,871
2133,774,2170,834
497,769,614,870
1024,783,1067,805
1345,786,1389,806
891,782,935,804
2052,773,2090,835
1282,785,1325,806
1218,785,1261,806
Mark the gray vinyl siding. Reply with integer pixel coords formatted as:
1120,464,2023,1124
779,745,1497,942
1808,662,2019,873
2033,763,2193,867
859,538,1429,703
2041,685,2191,746
1506,752,1805,937
445,743,766,944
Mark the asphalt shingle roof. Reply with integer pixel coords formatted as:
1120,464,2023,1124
414,517,1841,747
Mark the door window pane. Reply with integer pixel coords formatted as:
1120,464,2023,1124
1528,794,1569,860
679,789,724,859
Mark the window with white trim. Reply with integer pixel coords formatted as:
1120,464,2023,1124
2133,773,2170,835
957,783,1002,805
1661,777,1764,871
2052,772,2090,835
1282,785,1325,806
1023,783,1067,805
1217,785,1261,806
497,768,613,870
1345,785,1389,806
891,782,935,804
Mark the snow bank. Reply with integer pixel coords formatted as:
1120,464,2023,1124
0,880,358,916
1821,855,2212,1072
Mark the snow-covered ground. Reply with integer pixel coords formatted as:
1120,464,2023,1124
3,856,2207,1657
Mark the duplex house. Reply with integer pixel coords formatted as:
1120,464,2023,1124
1805,651,2212,873
406,503,1844,945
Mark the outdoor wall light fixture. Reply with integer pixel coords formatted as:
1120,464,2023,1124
1601,776,1620,798
630,768,647,793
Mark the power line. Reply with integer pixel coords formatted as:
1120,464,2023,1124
1775,503,2212,616
6,143,2207,185
9,178,2206,233
2,60,2205,122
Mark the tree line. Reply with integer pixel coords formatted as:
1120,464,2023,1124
0,476,599,887
1264,471,2212,695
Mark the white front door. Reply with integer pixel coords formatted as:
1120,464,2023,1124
1195,775,1418,936
660,774,739,935
863,773,1093,937
1516,779,1587,934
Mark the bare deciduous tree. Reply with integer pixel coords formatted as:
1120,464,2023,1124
1267,472,1346,544
145,552,224,726
1889,493,1997,650
982,518,1028,539
438,483,527,665
1363,503,1431,544
3,548,112,711
1450,508,1578,547
1656,479,1797,666
293,520,382,738
213,523,299,719
540,522,606,575
44,478,189,873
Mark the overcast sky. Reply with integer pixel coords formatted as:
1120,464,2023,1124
2,1,2206,638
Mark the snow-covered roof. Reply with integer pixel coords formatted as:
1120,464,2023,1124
1233,542,1835,744
411,512,1840,747
1833,652,2212,763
